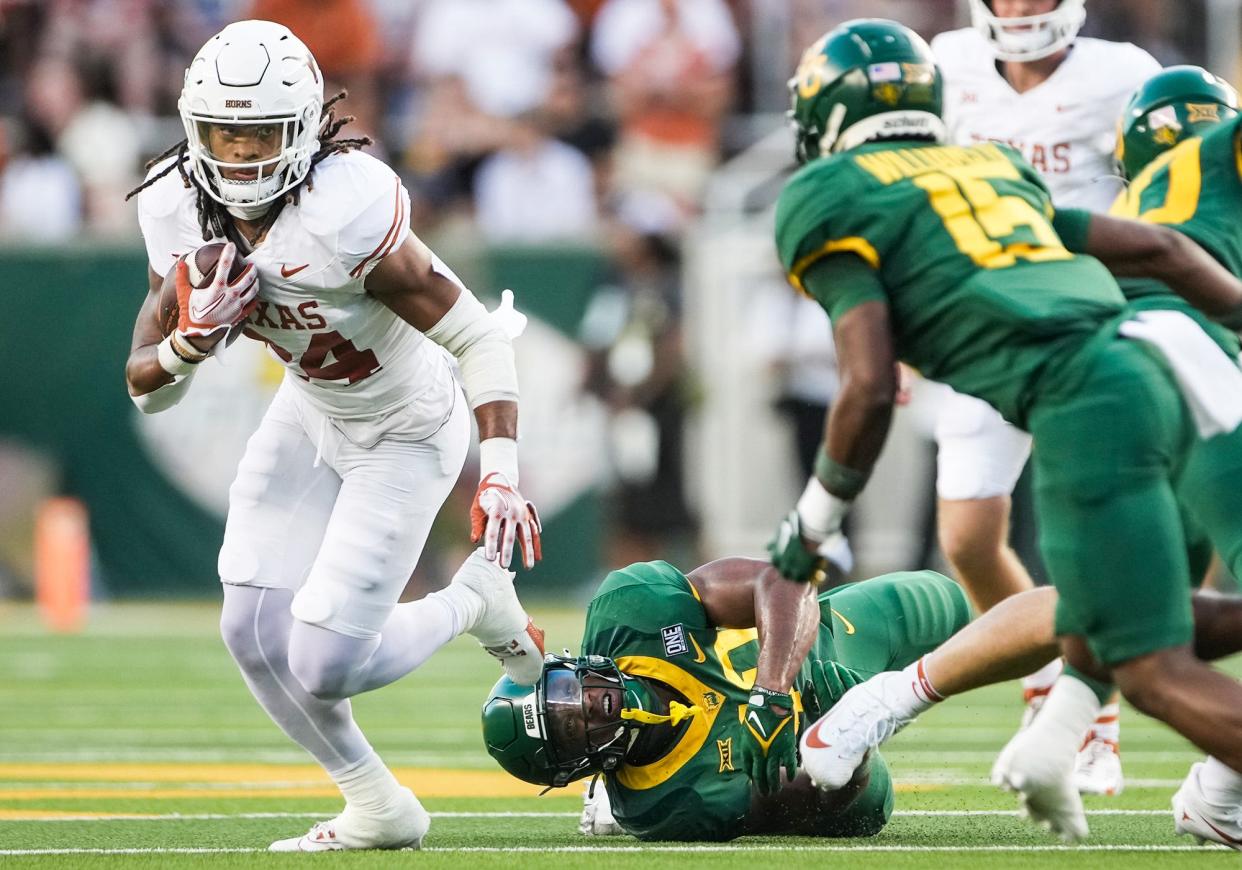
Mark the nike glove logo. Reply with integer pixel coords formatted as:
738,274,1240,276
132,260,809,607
747,710,768,739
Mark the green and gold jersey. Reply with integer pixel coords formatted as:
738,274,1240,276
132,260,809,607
1052,114,1242,355
1110,113,1242,281
581,561,852,841
775,141,1127,425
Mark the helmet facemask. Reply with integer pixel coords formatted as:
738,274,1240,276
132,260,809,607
184,108,320,215
969,0,1086,63
536,655,638,787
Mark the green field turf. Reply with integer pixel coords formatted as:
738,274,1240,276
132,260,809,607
0,599,1236,867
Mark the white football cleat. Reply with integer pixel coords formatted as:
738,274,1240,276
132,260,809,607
992,727,1088,843
1074,735,1123,796
453,548,545,685
799,673,916,791
269,787,429,851
1173,762,1242,850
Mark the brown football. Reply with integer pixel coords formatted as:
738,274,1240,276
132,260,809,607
156,242,249,338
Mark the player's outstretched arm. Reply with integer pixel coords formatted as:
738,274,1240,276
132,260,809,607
368,236,540,569
1080,212,1242,324
769,285,896,583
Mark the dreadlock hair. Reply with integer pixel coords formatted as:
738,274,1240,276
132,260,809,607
126,91,372,246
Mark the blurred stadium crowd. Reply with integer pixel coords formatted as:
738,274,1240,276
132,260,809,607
0,0,1216,585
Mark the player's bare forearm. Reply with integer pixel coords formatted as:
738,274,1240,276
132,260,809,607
823,301,897,487
474,400,518,441
1086,214,1242,316
753,566,820,693
688,558,819,693
126,270,174,396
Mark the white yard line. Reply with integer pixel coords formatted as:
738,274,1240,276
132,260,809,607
0,844,1222,855
1,809,1171,822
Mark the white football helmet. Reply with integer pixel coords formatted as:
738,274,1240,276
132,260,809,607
969,0,1086,62
178,20,323,215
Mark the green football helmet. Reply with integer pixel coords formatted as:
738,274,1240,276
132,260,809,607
1116,65,1238,180
482,654,636,789
789,18,945,163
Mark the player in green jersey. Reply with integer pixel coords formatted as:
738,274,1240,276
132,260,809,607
766,19,1242,843
482,557,973,841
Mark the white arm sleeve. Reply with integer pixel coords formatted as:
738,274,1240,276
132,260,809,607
423,282,520,409
131,371,195,414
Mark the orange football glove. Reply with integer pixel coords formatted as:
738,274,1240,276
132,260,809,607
470,472,542,569
175,242,259,339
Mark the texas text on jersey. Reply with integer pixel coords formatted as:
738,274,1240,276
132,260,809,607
137,148,456,430
932,28,1161,211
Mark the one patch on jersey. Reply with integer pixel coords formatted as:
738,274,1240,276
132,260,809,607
661,624,690,657
717,738,735,773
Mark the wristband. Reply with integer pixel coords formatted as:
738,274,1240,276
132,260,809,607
157,335,200,376
480,437,519,485
170,331,210,363
813,446,870,499
795,475,851,541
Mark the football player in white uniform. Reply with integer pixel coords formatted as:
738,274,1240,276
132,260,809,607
124,20,545,852
929,0,1160,797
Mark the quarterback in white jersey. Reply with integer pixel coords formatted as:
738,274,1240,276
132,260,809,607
928,0,1158,800
125,20,545,852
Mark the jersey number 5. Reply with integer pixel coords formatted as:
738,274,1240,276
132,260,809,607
914,170,1071,270
244,328,381,385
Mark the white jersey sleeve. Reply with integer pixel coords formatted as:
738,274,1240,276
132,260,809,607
331,161,412,284
933,29,1162,211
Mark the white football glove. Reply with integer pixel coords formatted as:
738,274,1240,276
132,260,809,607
470,473,542,570
175,242,260,339
579,783,625,837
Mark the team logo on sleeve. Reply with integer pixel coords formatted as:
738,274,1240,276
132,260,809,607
717,738,735,773
661,624,689,657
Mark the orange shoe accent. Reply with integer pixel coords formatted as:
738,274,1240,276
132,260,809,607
1023,686,1052,704
526,619,546,655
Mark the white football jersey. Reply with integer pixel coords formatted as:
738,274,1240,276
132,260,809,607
138,150,457,429
932,29,1161,211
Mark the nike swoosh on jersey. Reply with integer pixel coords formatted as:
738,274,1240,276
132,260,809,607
802,720,832,750
688,634,706,663
830,608,856,635
280,263,309,278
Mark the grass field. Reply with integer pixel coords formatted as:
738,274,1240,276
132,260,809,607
0,599,1236,867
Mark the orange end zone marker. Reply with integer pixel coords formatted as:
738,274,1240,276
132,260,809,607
35,497,89,633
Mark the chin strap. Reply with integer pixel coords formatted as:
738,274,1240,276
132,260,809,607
620,700,703,727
